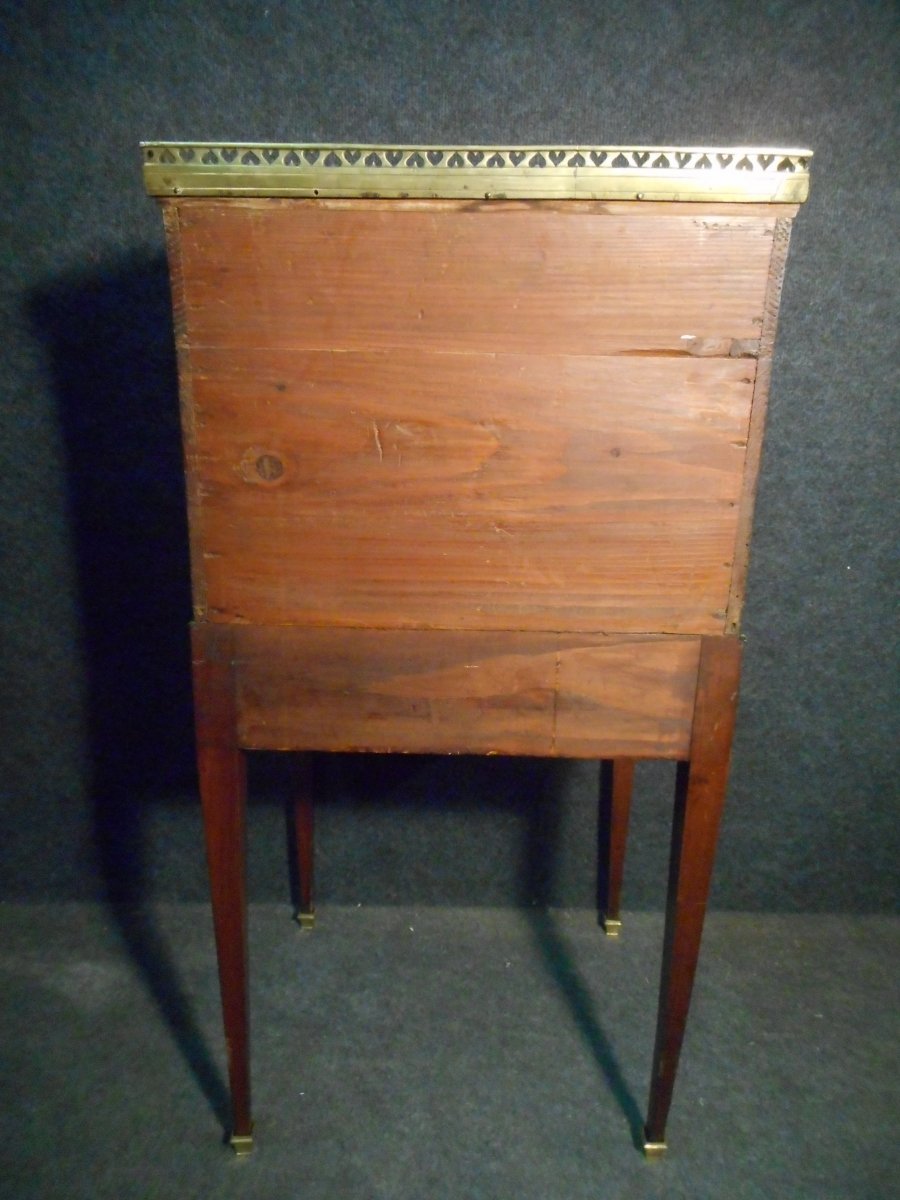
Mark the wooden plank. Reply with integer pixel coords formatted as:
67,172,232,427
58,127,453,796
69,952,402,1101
186,348,753,633
163,204,208,617
726,216,794,632
233,627,700,758
264,198,800,218
174,200,775,357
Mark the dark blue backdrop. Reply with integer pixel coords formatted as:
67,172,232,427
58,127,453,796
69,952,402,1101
2,0,897,912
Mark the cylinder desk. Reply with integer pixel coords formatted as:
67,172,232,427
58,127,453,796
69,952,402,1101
143,141,810,1157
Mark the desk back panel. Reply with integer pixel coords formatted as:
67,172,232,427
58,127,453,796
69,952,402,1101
165,198,791,636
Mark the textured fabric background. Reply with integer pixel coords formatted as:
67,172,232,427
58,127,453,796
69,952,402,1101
2,0,897,910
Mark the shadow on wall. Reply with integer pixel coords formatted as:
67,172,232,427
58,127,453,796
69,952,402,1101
29,256,231,1128
29,254,195,902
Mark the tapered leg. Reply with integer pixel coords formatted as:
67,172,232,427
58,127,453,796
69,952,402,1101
191,623,253,1155
598,758,635,936
643,635,742,1156
292,753,316,928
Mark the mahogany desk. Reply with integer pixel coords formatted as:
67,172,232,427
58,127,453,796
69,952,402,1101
143,142,810,1156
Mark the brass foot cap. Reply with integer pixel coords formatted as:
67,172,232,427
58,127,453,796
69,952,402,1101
601,916,622,937
229,1131,254,1156
295,910,316,930
642,1136,668,1159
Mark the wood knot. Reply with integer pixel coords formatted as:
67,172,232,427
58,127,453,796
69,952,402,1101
255,454,284,481
239,447,289,486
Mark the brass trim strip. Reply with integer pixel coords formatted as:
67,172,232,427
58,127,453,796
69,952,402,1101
142,142,811,203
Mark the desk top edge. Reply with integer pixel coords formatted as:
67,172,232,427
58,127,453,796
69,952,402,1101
142,142,812,203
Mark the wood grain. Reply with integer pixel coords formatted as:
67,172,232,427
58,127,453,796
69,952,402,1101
165,198,780,634
232,627,700,758
164,205,209,616
645,634,742,1146
173,200,775,357
186,347,754,632
190,622,252,1142
726,216,794,632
